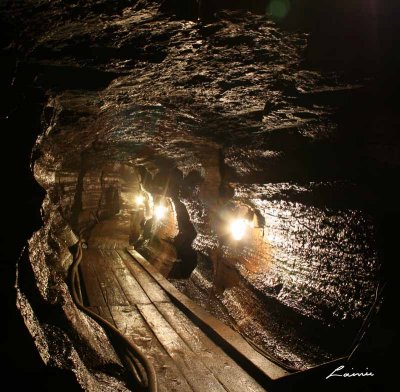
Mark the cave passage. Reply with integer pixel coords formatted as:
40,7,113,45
7,1,397,391
76,207,285,391
64,161,378,383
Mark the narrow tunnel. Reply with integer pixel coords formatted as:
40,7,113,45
3,1,398,391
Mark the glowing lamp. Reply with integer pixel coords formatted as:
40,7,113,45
135,195,145,205
230,218,250,241
154,205,166,220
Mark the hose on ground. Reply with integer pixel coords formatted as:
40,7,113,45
69,230,158,392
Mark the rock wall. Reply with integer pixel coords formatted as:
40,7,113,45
17,170,130,391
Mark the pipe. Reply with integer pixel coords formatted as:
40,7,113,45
69,231,158,392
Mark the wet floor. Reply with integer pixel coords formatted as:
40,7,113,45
80,216,270,391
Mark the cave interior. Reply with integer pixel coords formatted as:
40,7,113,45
1,1,399,391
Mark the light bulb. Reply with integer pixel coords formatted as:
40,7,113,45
154,205,166,220
230,219,249,241
135,195,144,205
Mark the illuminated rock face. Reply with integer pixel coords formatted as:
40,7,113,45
6,0,396,387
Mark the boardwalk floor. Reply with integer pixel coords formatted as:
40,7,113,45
79,215,267,392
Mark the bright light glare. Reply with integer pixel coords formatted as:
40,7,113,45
230,219,250,241
154,205,166,220
135,195,145,205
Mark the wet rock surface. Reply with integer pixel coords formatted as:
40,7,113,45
3,0,399,388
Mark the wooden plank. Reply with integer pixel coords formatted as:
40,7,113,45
88,218,130,249
156,302,265,392
97,305,116,326
85,305,116,327
137,303,227,392
108,306,193,392
88,249,130,306
98,249,151,305
79,250,107,307
127,248,288,381
101,249,127,269
117,250,170,303
113,268,152,305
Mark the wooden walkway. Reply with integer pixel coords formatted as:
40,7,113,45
79,216,269,392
